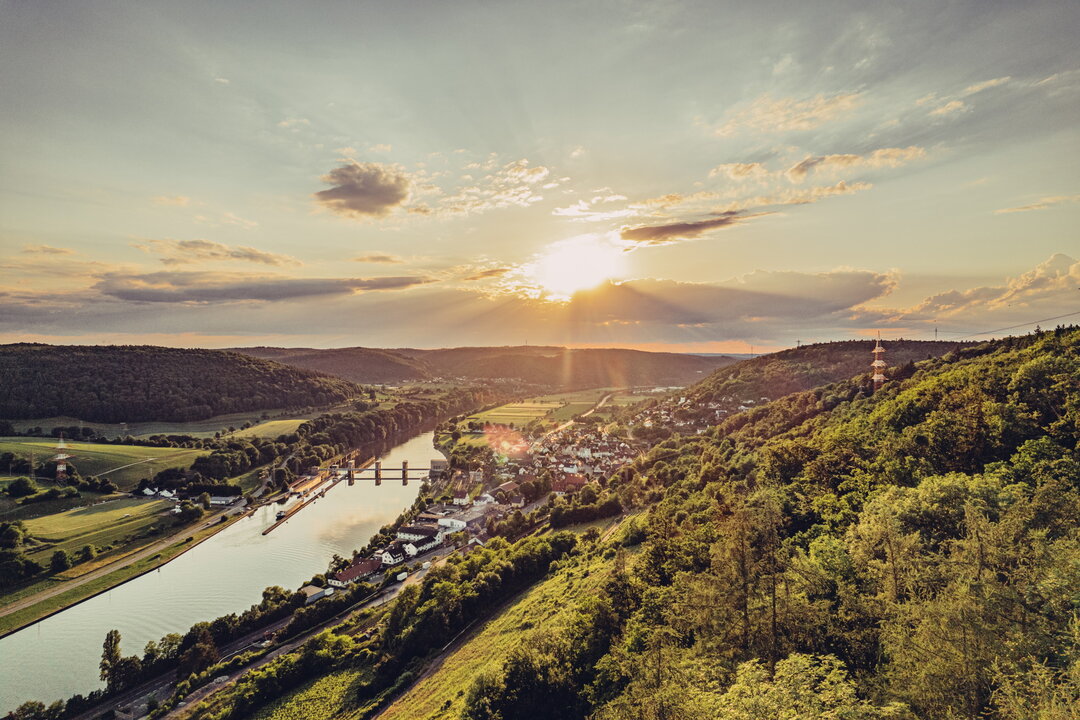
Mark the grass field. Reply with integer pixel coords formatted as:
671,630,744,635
22,497,171,562
0,437,206,490
8,408,319,440
232,418,307,439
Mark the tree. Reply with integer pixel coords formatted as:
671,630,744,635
6,476,38,498
198,491,212,510
50,549,71,573
100,629,122,685
77,544,96,563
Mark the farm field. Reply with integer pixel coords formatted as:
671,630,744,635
464,388,616,429
7,408,318,440
231,418,307,439
21,497,171,563
0,437,206,490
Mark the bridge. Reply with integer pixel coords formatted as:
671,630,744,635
318,458,447,487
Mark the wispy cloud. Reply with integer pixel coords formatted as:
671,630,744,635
353,253,405,264
21,244,74,255
929,99,966,117
786,146,926,182
961,76,1011,96
92,271,434,303
712,92,862,136
620,211,754,245
132,239,298,266
153,195,191,207
994,194,1080,214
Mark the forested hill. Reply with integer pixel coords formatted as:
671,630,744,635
163,328,1080,720
687,338,966,405
234,345,738,387
229,346,430,384
0,344,362,423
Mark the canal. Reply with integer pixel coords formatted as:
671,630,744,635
0,430,438,714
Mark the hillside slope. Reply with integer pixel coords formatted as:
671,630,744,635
234,345,737,388
226,329,1080,720
232,346,432,384
0,344,361,423
687,338,965,405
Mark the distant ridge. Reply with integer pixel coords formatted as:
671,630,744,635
231,345,739,388
687,338,971,405
0,344,362,423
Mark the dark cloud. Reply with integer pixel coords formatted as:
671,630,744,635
620,211,745,245
92,271,433,303
463,267,511,281
21,244,73,255
353,253,405,264
133,239,297,266
314,162,412,218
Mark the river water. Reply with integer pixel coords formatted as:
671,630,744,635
0,431,437,713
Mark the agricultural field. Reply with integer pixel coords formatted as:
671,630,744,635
0,437,206,490
231,418,307,439
250,667,371,720
20,497,171,563
7,407,320,440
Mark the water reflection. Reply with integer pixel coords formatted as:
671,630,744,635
0,431,438,713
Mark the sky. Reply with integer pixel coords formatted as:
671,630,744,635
1,0,1078,352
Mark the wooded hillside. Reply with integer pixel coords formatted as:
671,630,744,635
0,344,361,423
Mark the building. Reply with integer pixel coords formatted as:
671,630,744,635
396,523,442,543
552,474,589,496
299,585,334,605
404,536,441,556
379,541,408,566
328,557,382,587
452,489,471,506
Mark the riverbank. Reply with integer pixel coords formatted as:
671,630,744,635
0,507,248,638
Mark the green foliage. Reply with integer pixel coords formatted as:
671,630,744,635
0,343,362,422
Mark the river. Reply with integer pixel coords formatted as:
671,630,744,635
0,430,438,713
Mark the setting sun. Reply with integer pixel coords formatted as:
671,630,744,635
526,235,628,299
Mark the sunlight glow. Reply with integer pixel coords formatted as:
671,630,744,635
525,235,628,300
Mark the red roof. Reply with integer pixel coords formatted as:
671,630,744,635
333,557,381,583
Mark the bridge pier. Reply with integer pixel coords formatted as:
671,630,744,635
375,461,382,486
402,460,408,486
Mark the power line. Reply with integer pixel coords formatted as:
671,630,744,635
942,309,1080,340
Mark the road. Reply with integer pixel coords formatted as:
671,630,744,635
0,500,248,627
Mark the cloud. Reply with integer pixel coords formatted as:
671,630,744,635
314,162,413,218
897,254,1079,319
620,211,750,245
132,239,298,266
21,244,73,255
786,146,926,182
708,162,769,180
221,212,257,229
961,77,1011,96
438,158,559,215
713,92,862,136
462,267,512,281
153,195,191,207
353,253,405,264
369,143,393,153
929,99,966,117
994,194,1080,214
92,271,433,303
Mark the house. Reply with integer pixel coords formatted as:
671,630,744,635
475,493,496,505
328,557,382,587
404,535,441,556
469,470,484,485
396,523,442,543
552,474,589,496
379,541,408,566
496,480,520,496
300,585,334,605
452,489,471,506
508,493,526,508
